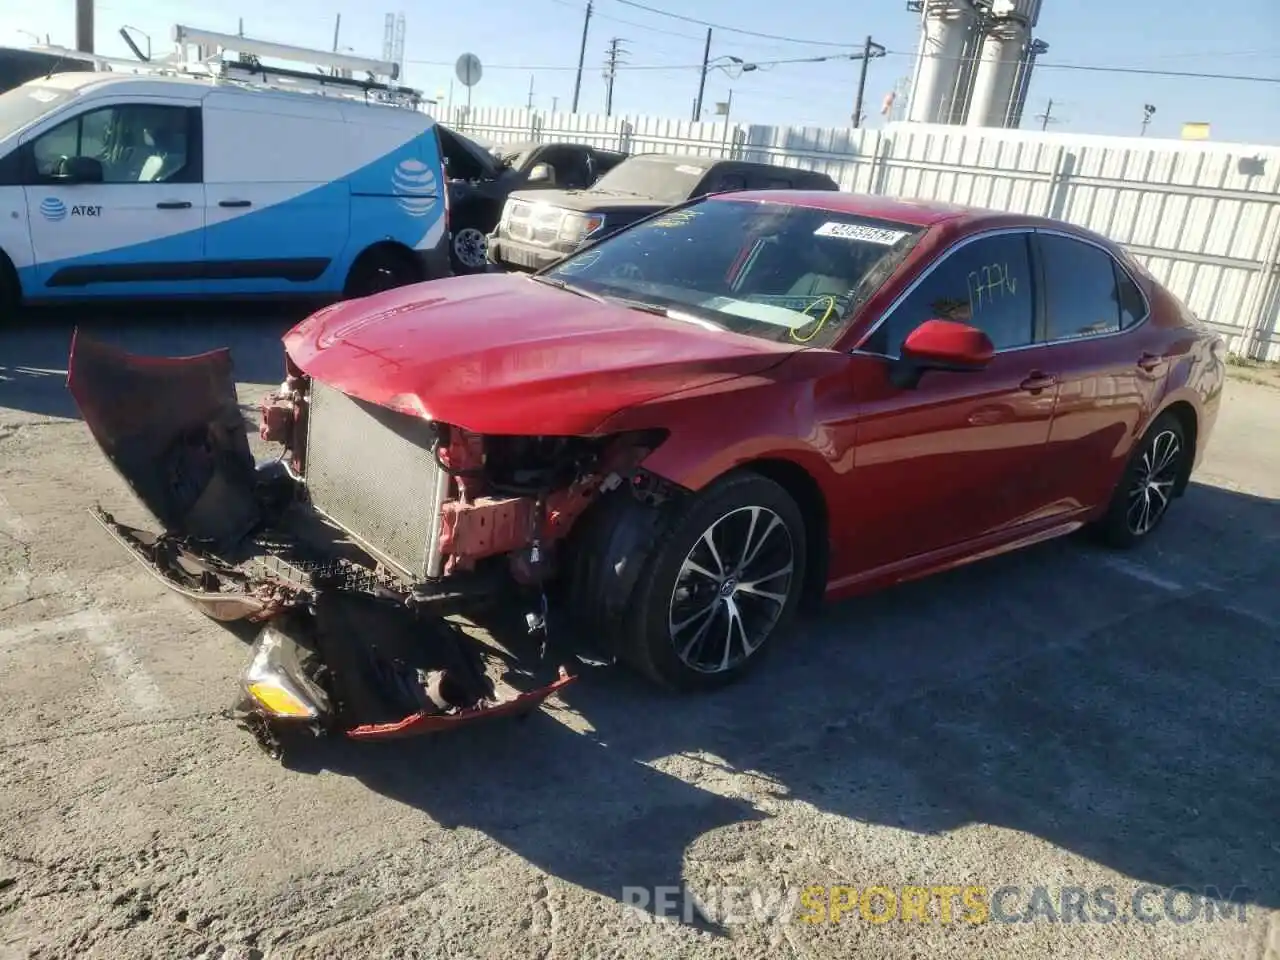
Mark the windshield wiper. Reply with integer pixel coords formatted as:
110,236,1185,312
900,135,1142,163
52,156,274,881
607,297,729,331
529,274,604,301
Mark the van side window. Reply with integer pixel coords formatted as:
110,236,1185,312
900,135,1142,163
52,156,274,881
31,105,192,184
863,232,1035,356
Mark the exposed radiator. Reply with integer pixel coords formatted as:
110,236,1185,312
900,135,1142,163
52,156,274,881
303,379,449,581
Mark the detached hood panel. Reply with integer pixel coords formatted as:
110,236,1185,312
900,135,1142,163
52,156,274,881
283,272,798,435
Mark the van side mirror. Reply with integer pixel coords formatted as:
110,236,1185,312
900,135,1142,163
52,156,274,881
890,318,994,388
56,156,104,184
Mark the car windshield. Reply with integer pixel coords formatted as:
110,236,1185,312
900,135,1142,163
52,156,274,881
0,84,69,140
588,156,708,205
541,197,926,349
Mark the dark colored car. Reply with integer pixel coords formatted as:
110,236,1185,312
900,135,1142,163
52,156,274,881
487,152,841,272
437,125,626,272
69,190,1225,753
0,47,96,96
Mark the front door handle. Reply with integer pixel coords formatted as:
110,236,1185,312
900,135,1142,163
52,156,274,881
1137,352,1163,372
156,200,192,210
1019,371,1058,393
218,199,252,208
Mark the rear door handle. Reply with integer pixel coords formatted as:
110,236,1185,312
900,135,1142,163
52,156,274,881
1137,352,1163,372
156,200,192,210
1019,371,1058,393
218,199,252,208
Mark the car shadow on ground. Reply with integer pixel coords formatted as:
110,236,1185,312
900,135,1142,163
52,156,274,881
276,481,1280,931
0,304,303,420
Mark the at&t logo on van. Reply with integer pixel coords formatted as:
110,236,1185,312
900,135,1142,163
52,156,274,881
392,159,438,218
39,198,104,222
39,197,67,222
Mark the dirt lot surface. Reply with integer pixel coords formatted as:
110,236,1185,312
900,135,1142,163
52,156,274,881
1,309,1277,960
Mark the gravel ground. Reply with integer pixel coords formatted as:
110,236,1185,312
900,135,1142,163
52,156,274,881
1,307,1277,960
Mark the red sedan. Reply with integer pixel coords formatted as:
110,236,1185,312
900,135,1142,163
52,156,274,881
70,190,1226,743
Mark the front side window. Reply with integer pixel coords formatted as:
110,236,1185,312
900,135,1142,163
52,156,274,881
542,197,925,348
1040,233,1126,341
862,232,1035,356
31,104,191,183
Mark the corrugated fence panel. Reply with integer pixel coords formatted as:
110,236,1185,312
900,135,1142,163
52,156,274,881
455,108,1280,359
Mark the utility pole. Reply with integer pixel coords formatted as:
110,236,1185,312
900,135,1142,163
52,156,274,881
1036,98,1057,131
331,13,341,52
692,28,712,121
852,35,886,128
527,74,535,110
75,0,94,53
603,37,628,118
571,0,593,113
552,95,559,112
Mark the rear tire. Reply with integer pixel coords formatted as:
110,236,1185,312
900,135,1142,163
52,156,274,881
1092,412,1188,549
0,252,20,324
343,246,420,299
616,472,808,692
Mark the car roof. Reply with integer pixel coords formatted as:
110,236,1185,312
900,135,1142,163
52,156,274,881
716,189,1091,233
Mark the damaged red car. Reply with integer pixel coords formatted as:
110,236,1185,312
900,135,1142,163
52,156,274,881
69,189,1226,752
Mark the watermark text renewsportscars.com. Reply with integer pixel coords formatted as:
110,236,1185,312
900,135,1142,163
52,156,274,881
621,884,1251,927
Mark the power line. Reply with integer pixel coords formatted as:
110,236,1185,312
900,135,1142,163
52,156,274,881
882,49,1280,83
544,0,701,41
611,0,853,48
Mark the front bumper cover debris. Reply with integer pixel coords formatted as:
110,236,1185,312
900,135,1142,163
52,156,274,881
68,330,574,756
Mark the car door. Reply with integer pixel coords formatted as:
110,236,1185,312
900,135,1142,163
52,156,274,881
844,229,1064,573
21,100,204,298
1031,230,1164,514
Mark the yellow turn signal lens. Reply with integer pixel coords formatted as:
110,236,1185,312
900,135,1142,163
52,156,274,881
247,680,316,719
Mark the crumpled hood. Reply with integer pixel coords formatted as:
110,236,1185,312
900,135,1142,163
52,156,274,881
283,272,799,435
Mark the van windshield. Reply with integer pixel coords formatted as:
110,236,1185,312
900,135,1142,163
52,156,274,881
0,85,69,141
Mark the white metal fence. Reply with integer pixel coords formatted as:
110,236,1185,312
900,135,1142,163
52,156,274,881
451,106,1280,361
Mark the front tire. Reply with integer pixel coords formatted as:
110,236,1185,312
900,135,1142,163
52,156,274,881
1093,412,1188,548
621,472,808,691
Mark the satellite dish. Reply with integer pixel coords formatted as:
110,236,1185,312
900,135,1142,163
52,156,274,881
455,53,482,87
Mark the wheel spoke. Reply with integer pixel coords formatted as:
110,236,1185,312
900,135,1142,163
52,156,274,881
671,597,719,635
740,515,783,572
679,605,720,661
700,527,727,577
681,558,720,583
722,598,746,670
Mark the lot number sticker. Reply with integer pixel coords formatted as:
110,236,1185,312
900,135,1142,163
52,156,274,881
814,222,909,245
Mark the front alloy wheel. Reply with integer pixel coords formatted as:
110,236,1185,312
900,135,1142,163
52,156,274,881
669,506,795,675
620,472,808,691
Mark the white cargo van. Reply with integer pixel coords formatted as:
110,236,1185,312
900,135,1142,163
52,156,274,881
0,70,450,310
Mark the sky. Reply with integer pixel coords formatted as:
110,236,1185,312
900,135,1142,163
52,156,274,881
3,0,1278,144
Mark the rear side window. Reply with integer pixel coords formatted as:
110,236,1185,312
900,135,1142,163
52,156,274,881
864,231,1035,356
1039,234,1125,341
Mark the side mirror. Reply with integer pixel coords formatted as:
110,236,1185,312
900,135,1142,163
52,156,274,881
890,318,994,388
527,162,554,184
56,156,104,184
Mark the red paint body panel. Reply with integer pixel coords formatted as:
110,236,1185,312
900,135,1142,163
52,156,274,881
282,271,801,436
283,193,1226,606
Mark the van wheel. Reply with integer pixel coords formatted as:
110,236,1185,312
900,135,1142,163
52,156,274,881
343,247,419,299
0,253,20,323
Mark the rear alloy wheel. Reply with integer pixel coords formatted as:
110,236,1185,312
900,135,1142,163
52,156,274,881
1094,412,1188,548
623,473,807,691
451,227,489,273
